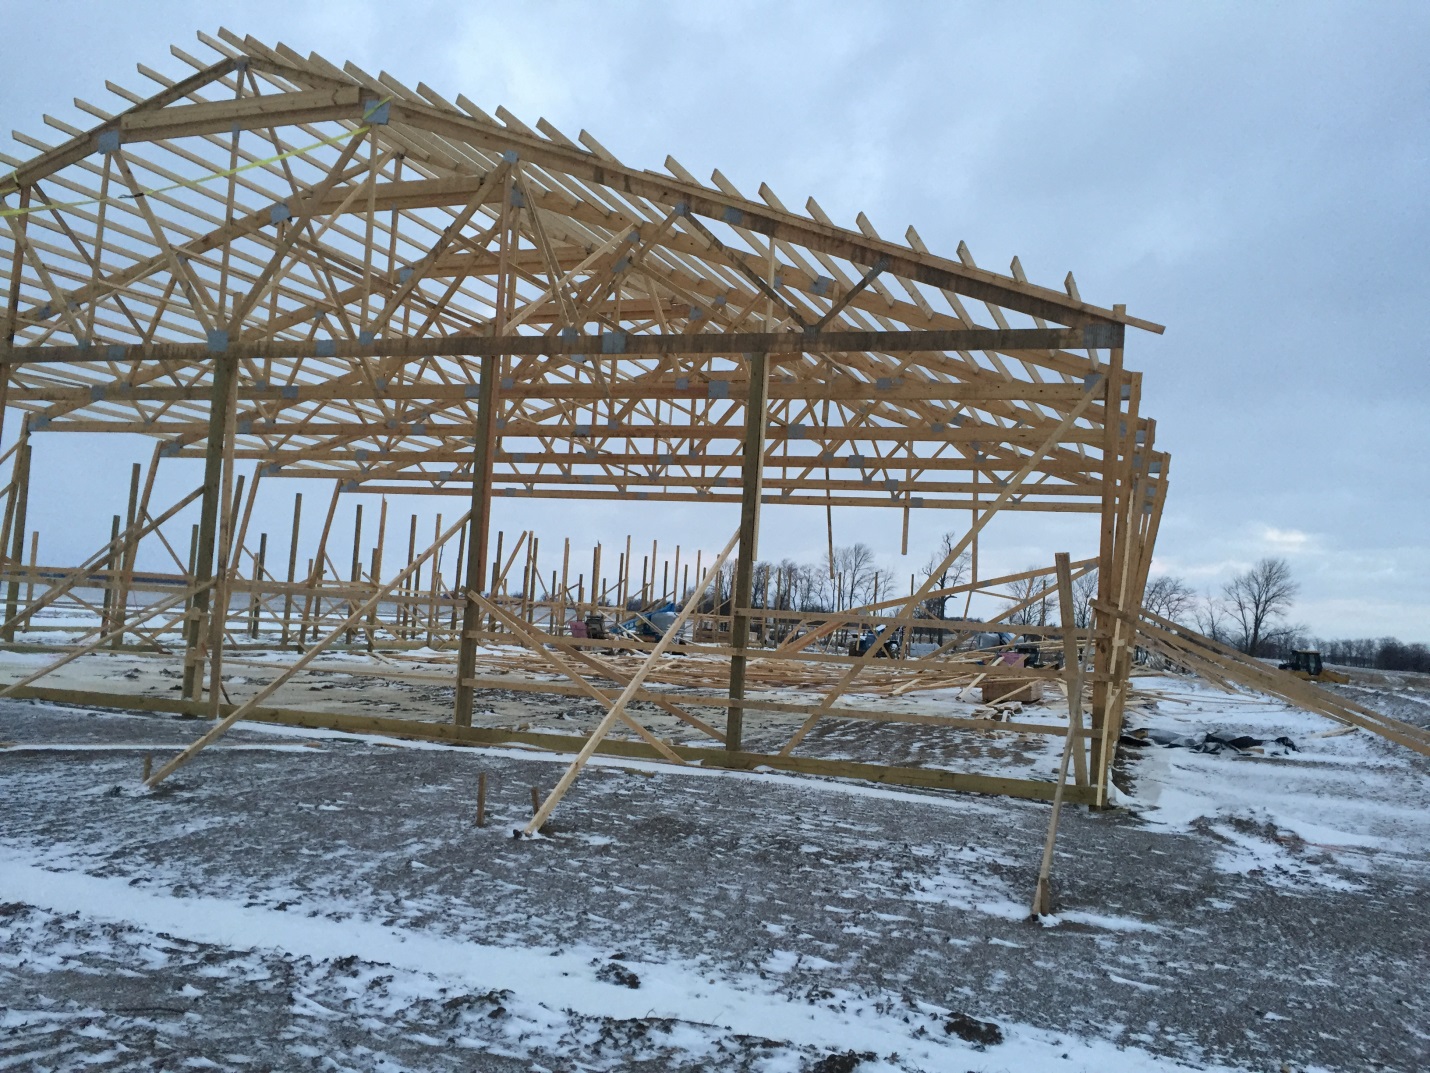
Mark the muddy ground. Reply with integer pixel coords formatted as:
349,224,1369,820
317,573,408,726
2,679,1428,1072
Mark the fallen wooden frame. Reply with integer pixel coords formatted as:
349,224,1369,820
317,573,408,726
1130,608,1430,757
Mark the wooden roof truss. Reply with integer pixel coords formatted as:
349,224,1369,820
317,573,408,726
0,32,1174,834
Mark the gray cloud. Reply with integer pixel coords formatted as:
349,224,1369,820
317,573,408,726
2,1,1425,638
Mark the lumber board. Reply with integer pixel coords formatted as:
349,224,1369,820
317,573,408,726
1,683,1094,804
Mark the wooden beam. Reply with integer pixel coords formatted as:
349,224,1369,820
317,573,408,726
726,351,768,750
181,348,237,697
522,527,740,835
146,511,472,788
8,325,1125,366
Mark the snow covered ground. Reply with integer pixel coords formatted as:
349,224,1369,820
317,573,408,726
1,673,1427,1071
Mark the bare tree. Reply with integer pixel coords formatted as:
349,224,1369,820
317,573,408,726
919,531,971,627
794,562,829,611
1071,568,1099,629
825,543,879,611
868,566,896,606
771,559,801,611
1263,621,1309,654
1223,557,1299,655
1193,591,1233,644
1004,568,1058,628
1143,574,1197,624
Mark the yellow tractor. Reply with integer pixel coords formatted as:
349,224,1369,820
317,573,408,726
1279,649,1350,685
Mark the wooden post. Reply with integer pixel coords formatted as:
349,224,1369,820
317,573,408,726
25,529,37,609
0,456,19,591
426,512,441,647
760,569,771,644
182,347,237,699
1032,552,1087,916
302,482,342,643
281,492,302,647
344,503,363,644
1102,354,1144,766
454,353,499,726
2,438,31,642
474,771,487,827
249,532,267,639
558,537,570,635
108,462,141,649
204,395,243,710
621,535,631,607
450,522,466,635
486,528,504,634
102,514,120,636
368,497,387,649
402,513,418,638
963,466,978,620
1089,341,1125,803
110,446,163,648
526,536,539,626
726,350,769,751
0,187,31,450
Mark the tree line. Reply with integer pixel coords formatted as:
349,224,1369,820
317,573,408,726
684,540,1425,671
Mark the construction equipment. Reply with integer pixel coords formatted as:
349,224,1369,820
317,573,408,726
1278,649,1351,685
612,603,687,645
1015,640,1046,668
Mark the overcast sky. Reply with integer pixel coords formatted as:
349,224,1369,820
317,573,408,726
1,2,1426,640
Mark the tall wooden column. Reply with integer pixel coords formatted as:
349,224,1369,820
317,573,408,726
2,433,31,642
0,186,31,451
281,492,302,647
726,350,769,752
455,170,514,725
1088,332,1127,803
1102,363,1143,758
182,348,237,699
453,352,498,726
109,462,141,649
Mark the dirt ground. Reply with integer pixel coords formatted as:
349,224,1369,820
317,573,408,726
2,672,1428,1072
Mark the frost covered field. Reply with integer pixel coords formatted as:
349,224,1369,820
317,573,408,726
1,673,1428,1072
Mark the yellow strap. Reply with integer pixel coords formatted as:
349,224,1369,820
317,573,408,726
0,97,391,220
